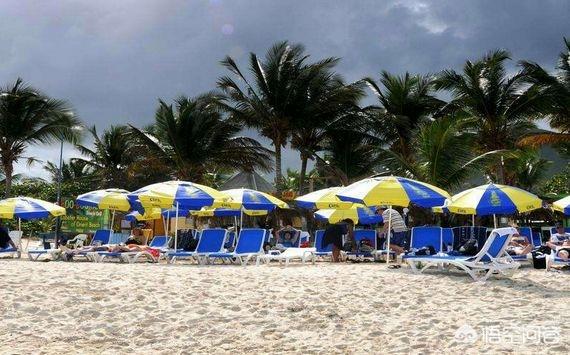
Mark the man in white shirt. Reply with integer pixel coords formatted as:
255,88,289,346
376,206,408,254
547,224,570,260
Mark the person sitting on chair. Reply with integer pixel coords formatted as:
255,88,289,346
0,222,16,250
547,223,570,250
275,220,298,249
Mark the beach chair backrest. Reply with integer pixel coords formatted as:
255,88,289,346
8,231,22,249
264,229,272,243
315,230,332,253
532,232,542,248
225,231,236,248
353,229,377,249
475,227,516,262
550,227,570,234
91,230,111,246
442,228,453,251
235,228,265,254
410,227,442,252
149,236,168,248
519,227,540,247
195,229,227,253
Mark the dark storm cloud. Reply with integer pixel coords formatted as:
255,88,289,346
1,0,568,179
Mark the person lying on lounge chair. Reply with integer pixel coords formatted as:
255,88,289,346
274,221,298,250
506,235,533,256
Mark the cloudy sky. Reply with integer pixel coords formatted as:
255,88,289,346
1,0,568,181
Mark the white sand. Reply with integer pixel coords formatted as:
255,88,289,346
0,258,568,354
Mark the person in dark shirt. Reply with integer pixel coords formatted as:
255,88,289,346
0,222,16,250
322,219,354,262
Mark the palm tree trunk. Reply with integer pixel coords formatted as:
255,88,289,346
3,161,13,198
274,141,283,193
298,154,308,195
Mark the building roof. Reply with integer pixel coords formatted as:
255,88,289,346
220,171,274,193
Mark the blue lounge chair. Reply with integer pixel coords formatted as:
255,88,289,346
314,230,333,259
167,228,227,264
206,228,265,265
0,231,22,259
547,250,570,270
442,228,454,252
409,227,443,253
404,227,520,281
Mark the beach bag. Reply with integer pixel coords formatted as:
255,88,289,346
342,241,355,252
300,240,310,248
459,238,477,255
358,238,374,253
531,251,547,269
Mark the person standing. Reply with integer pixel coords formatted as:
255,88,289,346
322,219,354,262
376,206,408,255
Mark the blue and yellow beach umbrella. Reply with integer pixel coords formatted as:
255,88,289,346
128,180,236,209
336,176,450,208
314,204,382,225
221,188,288,211
295,187,352,209
76,189,131,211
0,197,65,220
552,196,570,215
444,184,542,215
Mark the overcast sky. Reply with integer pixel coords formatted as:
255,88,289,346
2,0,568,181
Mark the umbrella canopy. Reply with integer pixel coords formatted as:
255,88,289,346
0,197,66,220
125,208,162,222
444,183,542,215
76,189,131,211
315,204,382,225
336,176,450,208
222,188,288,211
128,180,235,209
191,207,268,217
552,196,570,215
295,187,353,209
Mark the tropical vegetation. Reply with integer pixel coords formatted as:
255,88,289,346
1,38,569,206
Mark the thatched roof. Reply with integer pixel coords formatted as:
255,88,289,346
220,171,274,193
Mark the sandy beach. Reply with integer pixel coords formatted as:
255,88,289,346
0,259,568,354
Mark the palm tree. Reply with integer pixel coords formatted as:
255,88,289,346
218,41,333,191
44,159,92,184
0,78,82,196
364,72,443,161
319,126,382,185
502,149,551,192
74,125,136,188
518,37,570,147
289,74,365,194
379,117,501,189
130,94,272,182
434,50,548,182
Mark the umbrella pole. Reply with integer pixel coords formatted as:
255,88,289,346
240,208,243,234
234,216,238,247
174,203,179,253
166,210,170,236
386,205,392,264
110,210,115,237
472,214,475,227
493,214,497,229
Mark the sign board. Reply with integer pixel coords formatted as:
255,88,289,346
60,197,109,233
